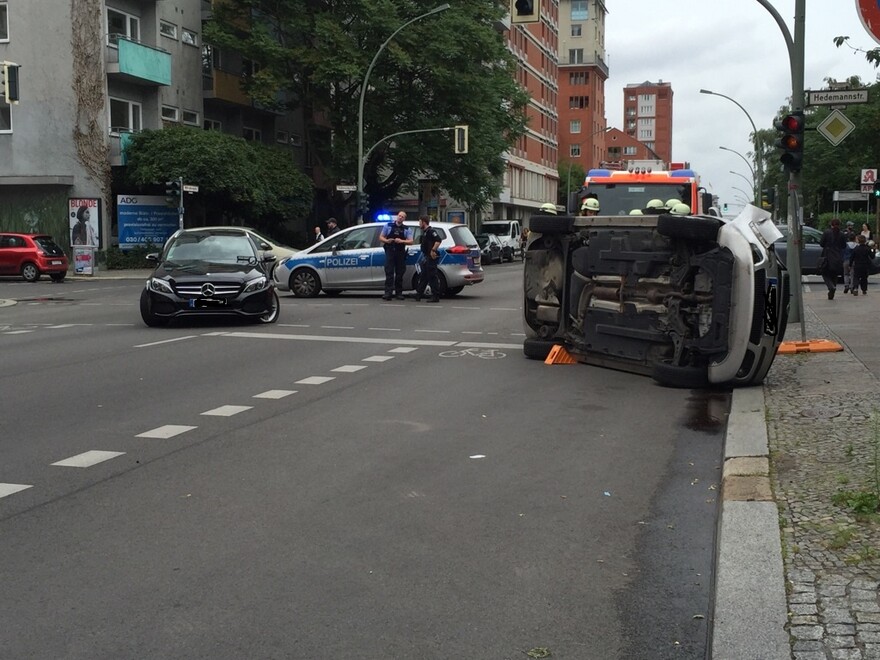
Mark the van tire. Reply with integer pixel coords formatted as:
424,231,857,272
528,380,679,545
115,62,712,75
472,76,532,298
656,215,720,242
529,216,574,235
523,338,557,360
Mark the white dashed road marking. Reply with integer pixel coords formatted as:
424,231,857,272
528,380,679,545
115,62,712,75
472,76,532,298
332,365,367,373
322,325,354,330
253,390,297,399
136,425,198,439
51,450,125,468
363,355,395,362
296,376,336,385
414,329,450,334
3,330,33,335
388,347,419,353
0,483,32,498
134,335,198,348
222,332,454,347
201,405,253,417
368,327,401,332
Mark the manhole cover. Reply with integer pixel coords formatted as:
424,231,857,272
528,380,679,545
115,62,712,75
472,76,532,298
800,406,841,419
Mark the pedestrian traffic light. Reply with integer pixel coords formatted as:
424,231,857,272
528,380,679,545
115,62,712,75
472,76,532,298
1,61,20,104
873,180,880,199
773,111,804,173
454,125,468,154
511,0,539,24
165,178,181,207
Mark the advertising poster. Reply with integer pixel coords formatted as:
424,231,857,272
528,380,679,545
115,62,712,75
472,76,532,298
73,247,95,275
117,195,180,251
447,210,465,224
68,198,101,248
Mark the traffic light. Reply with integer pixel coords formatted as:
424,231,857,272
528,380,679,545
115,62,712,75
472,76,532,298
511,0,539,24
165,178,181,207
761,188,775,209
454,125,468,154
774,111,804,172
358,192,370,217
1,61,20,104
873,180,880,199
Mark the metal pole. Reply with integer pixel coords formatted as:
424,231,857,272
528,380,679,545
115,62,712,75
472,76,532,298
719,146,756,185
700,89,763,204
177,175,184,231
356,3,450,224
730,170,754,192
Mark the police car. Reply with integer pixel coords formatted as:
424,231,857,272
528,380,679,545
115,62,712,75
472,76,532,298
273,220,484,297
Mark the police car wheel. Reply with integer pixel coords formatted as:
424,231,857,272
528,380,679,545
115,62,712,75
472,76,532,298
290,269,321,297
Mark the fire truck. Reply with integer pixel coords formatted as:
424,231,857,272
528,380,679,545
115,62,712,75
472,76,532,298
581,166,713,216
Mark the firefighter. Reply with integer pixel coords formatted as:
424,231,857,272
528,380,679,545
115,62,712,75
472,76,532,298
539,202,558,215
581,198,600,216
670,203,691,216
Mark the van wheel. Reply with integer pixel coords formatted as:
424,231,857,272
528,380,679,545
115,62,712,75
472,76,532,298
656,215,720,242
651,360,709,388
523,338,557,360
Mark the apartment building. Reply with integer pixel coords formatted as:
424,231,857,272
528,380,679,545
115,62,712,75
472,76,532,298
497,0,560,221
0,0,304,249
622,80,673,164
556,0,607,174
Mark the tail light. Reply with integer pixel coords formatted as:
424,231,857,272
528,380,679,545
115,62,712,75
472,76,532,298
447,245,470,254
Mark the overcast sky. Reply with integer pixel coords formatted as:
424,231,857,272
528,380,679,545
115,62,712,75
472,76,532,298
604,0,880,213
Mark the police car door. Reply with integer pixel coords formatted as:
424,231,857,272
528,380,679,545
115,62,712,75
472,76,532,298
324,226,380,288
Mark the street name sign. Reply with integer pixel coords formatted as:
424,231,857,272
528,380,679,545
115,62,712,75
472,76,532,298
182,184,199,193
336,185,357,193
807,89,869,106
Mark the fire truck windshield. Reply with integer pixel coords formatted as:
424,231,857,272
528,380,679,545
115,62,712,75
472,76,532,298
583,183,694,216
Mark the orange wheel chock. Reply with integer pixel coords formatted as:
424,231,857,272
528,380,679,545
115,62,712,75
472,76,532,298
777,339,844,354
545,345,578,364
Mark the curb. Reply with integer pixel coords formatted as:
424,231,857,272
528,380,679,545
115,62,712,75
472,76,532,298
711,386,790,659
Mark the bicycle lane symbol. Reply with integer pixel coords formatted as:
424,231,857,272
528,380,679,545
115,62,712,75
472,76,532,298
438,347,506,359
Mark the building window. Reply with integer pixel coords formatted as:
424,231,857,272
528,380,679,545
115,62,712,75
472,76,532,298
0,2,8,41
570,144,581,157
204,118,222,131
569,72,587,86
568,48,584,64
159,21,177,40
624,146,637,156
289,133,303,147
571,24,582,37
181,28,198,47
109,97,142,134
568,96,589,109
276,130,289,144
242,58,261,78
570,119,581,133
571,0,588,20
161,106,179,122
107,8,140,46
0,101,11,132
242,126,261,142
182,110,199,126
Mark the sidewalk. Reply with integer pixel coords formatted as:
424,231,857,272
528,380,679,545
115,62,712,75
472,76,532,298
68,267,154,281
715,279,880,659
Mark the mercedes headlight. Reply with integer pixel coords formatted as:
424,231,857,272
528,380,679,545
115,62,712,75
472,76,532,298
243,276,268,293
148,278,173,294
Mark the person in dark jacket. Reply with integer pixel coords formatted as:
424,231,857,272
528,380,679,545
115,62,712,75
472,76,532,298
849,234,875,296
819,218,846,299
413,215,441,303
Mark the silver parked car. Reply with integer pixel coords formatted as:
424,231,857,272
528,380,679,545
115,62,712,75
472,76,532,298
273,221,484,297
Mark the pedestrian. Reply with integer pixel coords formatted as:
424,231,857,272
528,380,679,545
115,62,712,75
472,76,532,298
413,215,441,303
850,234,875,296
819,218,846,299
379,211,413,300
313,226,324,244
326,218,340,236
861,223,873,242
843,229,857,294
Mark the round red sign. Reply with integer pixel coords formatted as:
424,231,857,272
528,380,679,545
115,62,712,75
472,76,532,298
856,0,880,45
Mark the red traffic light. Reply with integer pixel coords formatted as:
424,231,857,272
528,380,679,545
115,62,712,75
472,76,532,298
774,111,805,173
777,114,803,132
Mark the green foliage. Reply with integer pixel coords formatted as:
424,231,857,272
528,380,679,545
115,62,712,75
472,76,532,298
557,160,586,207
124,126,313,227
205,1,528,214
101,244,160,270
832,489,880,514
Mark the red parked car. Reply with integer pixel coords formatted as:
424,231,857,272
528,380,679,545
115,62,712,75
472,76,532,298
0,233,69,282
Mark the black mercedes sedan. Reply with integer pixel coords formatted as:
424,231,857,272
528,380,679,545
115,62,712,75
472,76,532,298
140,228,280,327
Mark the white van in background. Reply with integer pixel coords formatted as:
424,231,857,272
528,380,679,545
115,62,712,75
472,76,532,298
479,220,522,261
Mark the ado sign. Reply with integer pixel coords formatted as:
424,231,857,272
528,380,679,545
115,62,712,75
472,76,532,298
857,0,880,45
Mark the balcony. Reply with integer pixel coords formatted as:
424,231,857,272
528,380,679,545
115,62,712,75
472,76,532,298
106,38,171,86
557,52,609,79
203,69,251,106
109,131,136,167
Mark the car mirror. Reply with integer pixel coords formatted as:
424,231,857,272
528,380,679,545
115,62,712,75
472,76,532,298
262,254,277,263
259,241,271,250
146,253,158,262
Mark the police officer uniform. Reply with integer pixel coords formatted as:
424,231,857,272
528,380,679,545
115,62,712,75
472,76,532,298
414,219,441,303
381,216,412,300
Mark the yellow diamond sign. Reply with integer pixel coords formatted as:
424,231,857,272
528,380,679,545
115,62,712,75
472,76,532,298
817,109,855,146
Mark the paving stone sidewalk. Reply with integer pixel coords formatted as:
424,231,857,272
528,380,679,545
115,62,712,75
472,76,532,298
765,305,880,660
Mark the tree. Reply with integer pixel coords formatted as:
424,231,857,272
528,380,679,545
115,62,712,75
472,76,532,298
124,126,313,229
204,1,529,216
557,160,586,210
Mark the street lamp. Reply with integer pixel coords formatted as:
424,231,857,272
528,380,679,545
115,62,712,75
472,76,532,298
700,89,763,204
732,186,753,203
357,3,450,223
719,146,756,183
729,170,754,192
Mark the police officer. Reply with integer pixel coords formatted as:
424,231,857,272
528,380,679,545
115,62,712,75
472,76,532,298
380,211,413,300
413,215,441,303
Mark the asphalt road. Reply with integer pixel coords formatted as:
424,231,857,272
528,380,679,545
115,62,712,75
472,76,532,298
0,265,725,659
